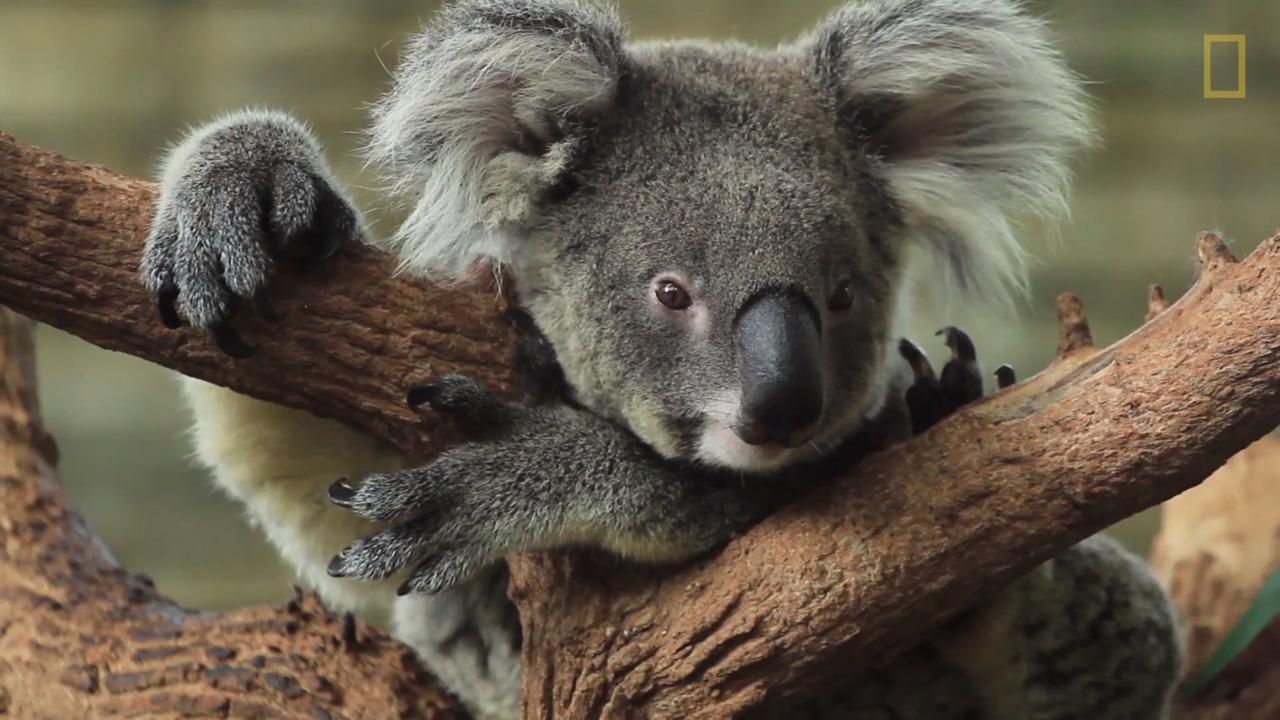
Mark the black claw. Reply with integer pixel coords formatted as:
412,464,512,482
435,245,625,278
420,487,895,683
209,322,257,359
406,384,439,409
994,364,1017,389
310,227,345,262
938,326,983,409
328,479,356,507
900,337,947,435
304,184,353,262
898,337,937,382
157,287,182,329
936,326,977,362
253,287,281,322
327,552,349,578
396,578,414,597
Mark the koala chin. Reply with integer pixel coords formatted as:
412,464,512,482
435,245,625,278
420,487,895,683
141,1,1183,719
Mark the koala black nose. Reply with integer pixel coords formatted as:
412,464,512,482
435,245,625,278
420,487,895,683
733,289,824,448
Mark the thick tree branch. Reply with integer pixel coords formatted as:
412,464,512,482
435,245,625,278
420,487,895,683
0,131,520,458
1152,427,1280,720
0,307,465,718
3,131,1280,718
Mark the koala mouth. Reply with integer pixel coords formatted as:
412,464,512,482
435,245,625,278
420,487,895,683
690,389,823,474
696,422,800,473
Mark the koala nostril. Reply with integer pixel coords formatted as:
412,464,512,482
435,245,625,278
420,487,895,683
734,397,823,448
735,418,772,447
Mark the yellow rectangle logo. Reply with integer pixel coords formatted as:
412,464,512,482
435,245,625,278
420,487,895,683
1204,34,1246,99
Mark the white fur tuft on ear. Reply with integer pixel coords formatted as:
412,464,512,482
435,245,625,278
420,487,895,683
808,0,1095,305
363,0,625,279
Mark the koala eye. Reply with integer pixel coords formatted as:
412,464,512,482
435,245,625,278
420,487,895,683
656,280,693,310
828,280,854,312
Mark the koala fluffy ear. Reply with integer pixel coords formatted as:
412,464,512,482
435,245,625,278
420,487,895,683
807,0,1094,303
364,0,625,278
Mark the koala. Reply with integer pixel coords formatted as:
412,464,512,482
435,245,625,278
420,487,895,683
139,1,1184,718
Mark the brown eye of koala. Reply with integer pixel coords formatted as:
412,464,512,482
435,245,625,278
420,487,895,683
828,280,854,311
656,280,692,310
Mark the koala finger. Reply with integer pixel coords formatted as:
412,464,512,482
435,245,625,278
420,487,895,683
216,222,274,301
140,218,177,291
171,225,234,330
406,374,518,435
189,181,273,304
327,514,447,582
141,210,177,273
140,212,183,328
994,364,1017,389
899,337,947,435
267,162,319,250
332,462,460,523
937,326,984,410
397,549,487,596
293,178,357,263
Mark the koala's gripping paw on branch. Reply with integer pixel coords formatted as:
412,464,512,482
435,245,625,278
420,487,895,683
332,331,1006,600
328,444,520,596
139,110,362,357
328,373,776,596
328,375,528,594
900,327,999,435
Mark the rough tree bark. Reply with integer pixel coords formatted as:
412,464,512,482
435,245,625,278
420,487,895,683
0,308,466,718
2,131,1279,718
1152,434,1280,720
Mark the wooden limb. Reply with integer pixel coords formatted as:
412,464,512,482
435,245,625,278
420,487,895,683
514,230,1280,718
0,131,519,459
1141,267,1280,719
2,131,1280,718
1152,435,1280,720
0,308,465,718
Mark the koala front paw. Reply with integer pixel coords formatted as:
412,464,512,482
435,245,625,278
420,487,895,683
328,374,529,594
140,111,362,357
326,445,511,595
899,327,1010,435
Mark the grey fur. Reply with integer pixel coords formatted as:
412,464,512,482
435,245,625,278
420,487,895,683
140,1,1179,719
805,0,1095,302
332,374,773,595
141,109,364,327
364,0,626,276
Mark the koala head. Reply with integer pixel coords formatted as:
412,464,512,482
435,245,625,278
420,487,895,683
364,0,1092,473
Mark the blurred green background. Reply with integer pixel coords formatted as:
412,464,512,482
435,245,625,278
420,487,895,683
1,0,1276,611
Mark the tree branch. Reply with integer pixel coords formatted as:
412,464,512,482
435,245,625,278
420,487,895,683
0,130,520,458
1152,429,1280,719
2,131,1279,718
0,307,466,718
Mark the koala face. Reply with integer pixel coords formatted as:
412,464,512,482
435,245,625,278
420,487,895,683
365,0,1092,474
519,44,905,471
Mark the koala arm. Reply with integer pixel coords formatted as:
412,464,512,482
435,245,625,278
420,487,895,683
328,375,775,594
140,108,412,613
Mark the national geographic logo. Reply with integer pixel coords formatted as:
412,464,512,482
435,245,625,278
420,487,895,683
1203,34,1246,99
